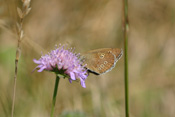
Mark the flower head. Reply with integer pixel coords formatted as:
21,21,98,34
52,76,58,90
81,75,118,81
33,44,88,88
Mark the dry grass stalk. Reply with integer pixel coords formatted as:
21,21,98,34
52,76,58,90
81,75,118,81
12,0,31,117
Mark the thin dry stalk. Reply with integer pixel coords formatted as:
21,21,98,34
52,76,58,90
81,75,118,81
12,0,31,117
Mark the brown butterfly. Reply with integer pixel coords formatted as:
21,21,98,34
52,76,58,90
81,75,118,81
82,48,123,75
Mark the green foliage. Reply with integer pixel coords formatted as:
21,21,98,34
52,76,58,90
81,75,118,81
60,111,87,117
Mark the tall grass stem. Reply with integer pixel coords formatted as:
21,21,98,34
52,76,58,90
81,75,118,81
122,0,129,117
11,60,18,117
51,75,60,117
11,1,31,116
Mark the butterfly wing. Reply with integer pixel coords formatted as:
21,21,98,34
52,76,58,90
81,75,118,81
110,48,123,61
82,48,122,75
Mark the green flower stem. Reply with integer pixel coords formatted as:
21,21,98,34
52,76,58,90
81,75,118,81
122,0,129,117
51,75,60,117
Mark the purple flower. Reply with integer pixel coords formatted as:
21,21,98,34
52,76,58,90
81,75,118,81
33,44,88,88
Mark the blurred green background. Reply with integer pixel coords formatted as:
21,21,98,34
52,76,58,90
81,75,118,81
0,0,175,117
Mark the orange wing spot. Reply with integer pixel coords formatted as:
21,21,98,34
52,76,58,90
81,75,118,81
99,53,105,59
100,64,104,68
104,61,108,64
108,51,112,53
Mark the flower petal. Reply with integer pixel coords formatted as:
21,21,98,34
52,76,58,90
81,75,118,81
70,72,76,80
69,79,72,83
33,59,41,64
38,66,46,72
80,79,86,88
